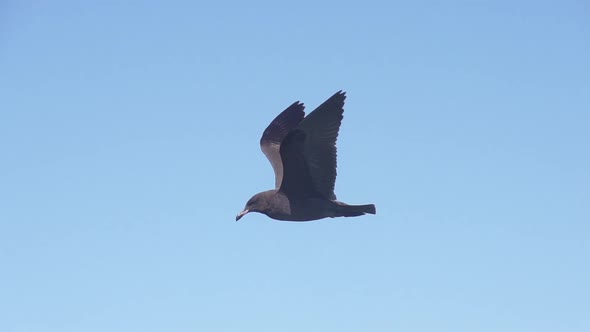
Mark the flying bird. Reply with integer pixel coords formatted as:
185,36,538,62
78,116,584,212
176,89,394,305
236,91,376,222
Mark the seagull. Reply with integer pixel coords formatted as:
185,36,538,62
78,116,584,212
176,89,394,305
236,91,376,222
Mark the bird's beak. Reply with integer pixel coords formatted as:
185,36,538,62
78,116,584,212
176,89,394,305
236,209,249,221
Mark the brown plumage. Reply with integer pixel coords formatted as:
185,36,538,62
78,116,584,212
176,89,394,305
236,91,376,222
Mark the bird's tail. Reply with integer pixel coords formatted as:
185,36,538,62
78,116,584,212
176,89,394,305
335,202,376,217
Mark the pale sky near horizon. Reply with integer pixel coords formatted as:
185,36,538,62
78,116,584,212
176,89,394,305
1,1,589,331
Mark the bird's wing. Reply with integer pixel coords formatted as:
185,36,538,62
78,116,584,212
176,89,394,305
295,91,345,200
260,101,305,189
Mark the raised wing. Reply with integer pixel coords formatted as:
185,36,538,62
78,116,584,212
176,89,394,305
260,101,305,189
295,91,345,200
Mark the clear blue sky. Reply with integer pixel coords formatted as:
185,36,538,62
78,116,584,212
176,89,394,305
1,1,588,331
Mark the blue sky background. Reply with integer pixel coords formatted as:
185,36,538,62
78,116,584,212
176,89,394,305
1,1,589,331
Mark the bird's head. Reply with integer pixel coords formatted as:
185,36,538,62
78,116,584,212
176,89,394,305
236,191,273,221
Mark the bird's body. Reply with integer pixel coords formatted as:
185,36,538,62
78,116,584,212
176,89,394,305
242,190,376,221
236,91,376,222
